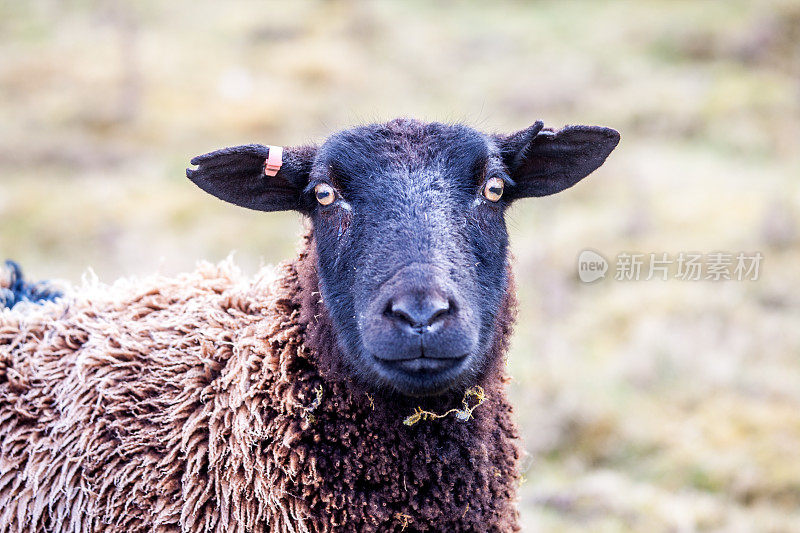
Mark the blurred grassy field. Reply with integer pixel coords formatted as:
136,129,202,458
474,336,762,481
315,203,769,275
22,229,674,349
2,1,800,531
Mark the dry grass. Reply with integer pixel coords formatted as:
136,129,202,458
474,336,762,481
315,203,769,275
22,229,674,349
2,1,800,530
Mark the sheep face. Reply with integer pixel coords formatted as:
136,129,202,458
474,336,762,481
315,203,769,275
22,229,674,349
188,118,619,396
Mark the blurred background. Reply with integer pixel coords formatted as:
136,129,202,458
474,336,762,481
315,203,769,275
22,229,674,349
2,1,799,530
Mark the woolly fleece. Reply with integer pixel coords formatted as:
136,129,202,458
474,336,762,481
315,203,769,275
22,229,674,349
0,238,520,532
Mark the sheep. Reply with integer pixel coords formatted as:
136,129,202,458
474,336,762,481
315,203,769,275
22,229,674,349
0,118,619,532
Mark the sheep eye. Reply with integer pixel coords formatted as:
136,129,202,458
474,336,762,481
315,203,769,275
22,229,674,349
482,177,504,202
314,183,336,206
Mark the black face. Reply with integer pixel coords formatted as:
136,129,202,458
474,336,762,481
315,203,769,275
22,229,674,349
309,121,511,395
187,118,619,396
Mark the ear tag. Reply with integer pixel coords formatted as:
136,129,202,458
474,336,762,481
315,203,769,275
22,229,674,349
263,146,283,177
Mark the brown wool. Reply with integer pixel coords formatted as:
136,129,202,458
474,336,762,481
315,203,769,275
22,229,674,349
0,236,521,532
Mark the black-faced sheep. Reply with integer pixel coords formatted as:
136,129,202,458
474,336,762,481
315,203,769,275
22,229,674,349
0,118,619,532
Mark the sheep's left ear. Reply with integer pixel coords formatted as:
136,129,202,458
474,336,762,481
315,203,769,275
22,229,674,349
186,144,317,213
498,122,620,198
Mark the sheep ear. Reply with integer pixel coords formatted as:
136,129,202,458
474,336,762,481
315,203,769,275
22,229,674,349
499,122,620,198
186,144,316,213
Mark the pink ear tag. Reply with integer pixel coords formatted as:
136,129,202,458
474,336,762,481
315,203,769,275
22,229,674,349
264,146,283,177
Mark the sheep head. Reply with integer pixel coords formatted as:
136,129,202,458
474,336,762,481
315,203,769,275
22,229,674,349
187,118,619,397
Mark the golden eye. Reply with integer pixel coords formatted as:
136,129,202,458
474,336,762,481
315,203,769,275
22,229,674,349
482,177,504,202
314,183,336,206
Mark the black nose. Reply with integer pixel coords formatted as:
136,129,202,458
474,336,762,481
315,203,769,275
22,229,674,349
387,292,452,332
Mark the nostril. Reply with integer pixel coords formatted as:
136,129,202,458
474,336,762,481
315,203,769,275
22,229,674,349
388,302,416,326
428,300,451,323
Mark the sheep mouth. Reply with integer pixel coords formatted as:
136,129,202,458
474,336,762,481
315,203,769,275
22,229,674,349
375,355,466,374
370,354,469,396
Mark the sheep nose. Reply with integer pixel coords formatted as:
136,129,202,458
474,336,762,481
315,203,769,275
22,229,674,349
387,293,452,332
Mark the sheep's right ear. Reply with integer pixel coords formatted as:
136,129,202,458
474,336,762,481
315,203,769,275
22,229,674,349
186,144,316,213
